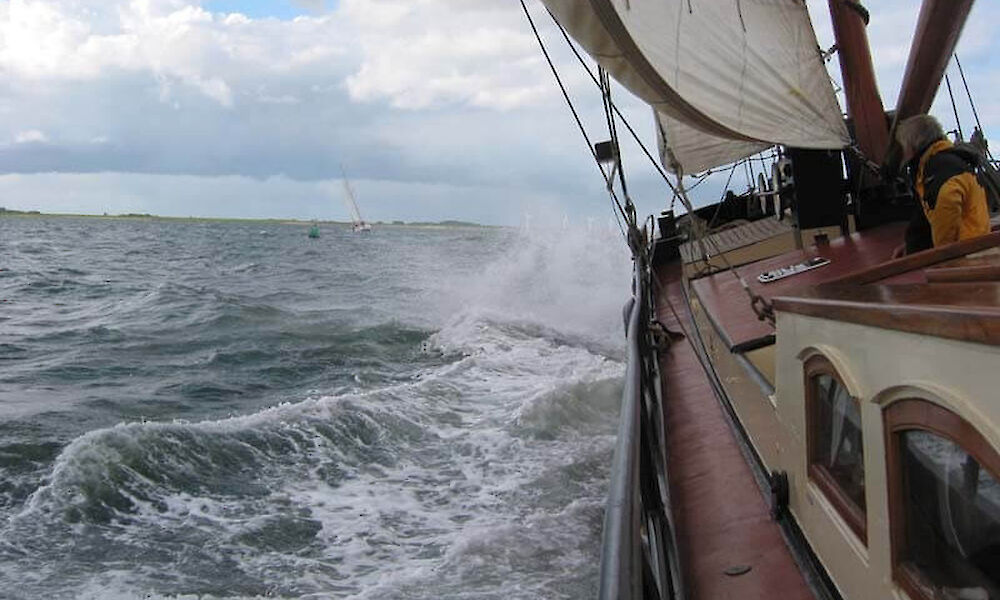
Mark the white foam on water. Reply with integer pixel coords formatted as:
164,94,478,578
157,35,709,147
3,225,633,598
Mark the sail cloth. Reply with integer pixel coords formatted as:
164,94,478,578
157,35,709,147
541,0,850,174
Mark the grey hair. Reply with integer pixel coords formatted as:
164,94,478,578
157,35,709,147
895,114,945,160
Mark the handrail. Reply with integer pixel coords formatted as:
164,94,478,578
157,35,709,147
598,256,684,600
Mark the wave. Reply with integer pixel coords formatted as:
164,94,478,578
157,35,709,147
2,309,622,597
0,218,633,598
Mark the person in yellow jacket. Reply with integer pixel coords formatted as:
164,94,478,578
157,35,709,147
895,115,990,252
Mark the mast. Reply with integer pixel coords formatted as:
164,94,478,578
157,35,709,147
893,0,975,124
825,0,889,167
340,166,364,225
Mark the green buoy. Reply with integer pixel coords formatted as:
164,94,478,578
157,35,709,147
308,223,320,238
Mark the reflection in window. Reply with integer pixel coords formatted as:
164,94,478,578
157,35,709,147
900,430,1000,599
811,373,866,512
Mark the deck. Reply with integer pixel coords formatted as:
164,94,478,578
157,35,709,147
655,261,817,600
688,222,905,350
655,219,1000,599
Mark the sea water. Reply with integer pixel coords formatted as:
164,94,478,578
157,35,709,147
0,216,631,599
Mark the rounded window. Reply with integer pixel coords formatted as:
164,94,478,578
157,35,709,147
886,399,1000,600
805,355,866,542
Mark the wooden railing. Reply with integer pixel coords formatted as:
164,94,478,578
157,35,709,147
598,258,684,600
775,232,1000,346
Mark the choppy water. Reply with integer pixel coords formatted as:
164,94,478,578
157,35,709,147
0,216,630,599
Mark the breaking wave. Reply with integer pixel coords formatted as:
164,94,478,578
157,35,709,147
0,217,630,598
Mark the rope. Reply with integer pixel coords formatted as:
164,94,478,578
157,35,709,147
671,170,775,326
846,144,881,177
954,54,983,136
600,67,632,218
706,160,742,230
944,73,964,141
678,171,712,194
954,53,995,164
650,269,693,343
548,10,680,197
519,0,630,227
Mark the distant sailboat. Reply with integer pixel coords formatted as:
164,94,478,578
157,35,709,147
341,168,372,233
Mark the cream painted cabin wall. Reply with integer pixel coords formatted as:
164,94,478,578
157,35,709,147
774,312,1000,600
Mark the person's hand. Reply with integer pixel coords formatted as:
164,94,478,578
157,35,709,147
891,244,906,259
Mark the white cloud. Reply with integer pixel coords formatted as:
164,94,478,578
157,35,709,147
0,0,996,225
14,129,48,143
0,0,352,107
193,76,233,107
342,0,551,110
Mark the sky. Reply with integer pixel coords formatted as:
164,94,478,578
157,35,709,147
0,0,997,226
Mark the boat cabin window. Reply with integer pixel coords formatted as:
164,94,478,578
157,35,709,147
804,355,866,542
886,399,1000,600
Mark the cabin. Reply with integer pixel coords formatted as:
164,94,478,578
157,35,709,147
653,213,1000,600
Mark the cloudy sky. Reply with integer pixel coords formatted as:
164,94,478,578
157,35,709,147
0,0,997,225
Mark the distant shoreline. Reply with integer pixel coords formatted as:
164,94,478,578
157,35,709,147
0,208,488,228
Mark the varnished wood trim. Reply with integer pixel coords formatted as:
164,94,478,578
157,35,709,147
884,399,1000,600
773,288,1000,346
925,264,1000,282
823,231,1000,286
804,355,868,544
808,463,868,544
691,282,736,351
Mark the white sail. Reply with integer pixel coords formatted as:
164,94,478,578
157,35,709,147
340,169,372,232
341,177,363,224
541,0,850,174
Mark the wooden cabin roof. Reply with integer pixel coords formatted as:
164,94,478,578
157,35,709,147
688,221,905,350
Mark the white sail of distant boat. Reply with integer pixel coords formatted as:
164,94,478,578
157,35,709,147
340,167,372,233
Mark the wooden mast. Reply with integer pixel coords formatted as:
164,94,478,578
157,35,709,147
893,0,975,123
826,0,888,166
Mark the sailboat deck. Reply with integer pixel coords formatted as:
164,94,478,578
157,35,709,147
679,219,795,263
655,261,817,600
689,222,906,350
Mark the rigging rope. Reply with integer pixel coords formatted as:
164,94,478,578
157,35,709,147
598,66,644,255
944,73,964,141
954,54,984,137
954,53,995,164
845,145,881,177
706,160,742,230
671,169,776,326
600,67,631,213
518,0,630,229
548,10,680,197
525,2,777,325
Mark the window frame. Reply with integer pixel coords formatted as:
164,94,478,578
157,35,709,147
804,354,868,543
884,398,1000,600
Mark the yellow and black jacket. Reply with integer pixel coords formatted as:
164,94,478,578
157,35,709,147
913,139,990,248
